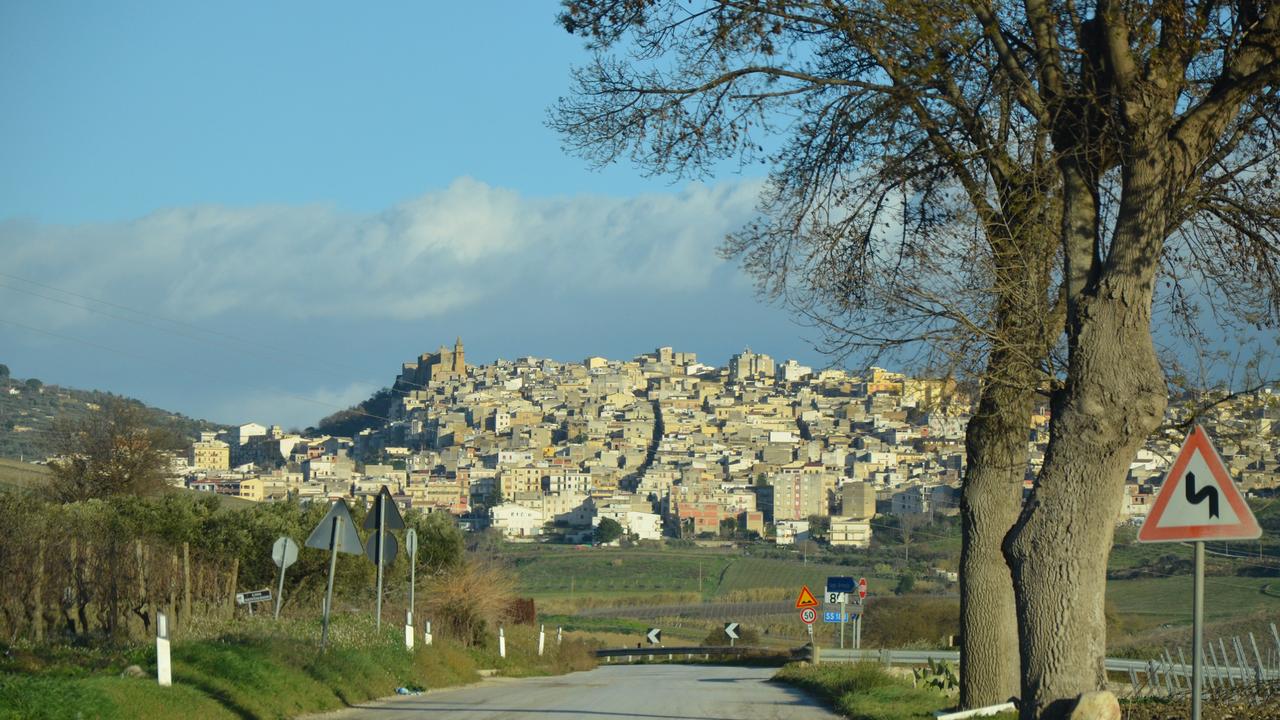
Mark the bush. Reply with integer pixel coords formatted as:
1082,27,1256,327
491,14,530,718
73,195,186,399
422,560,515,646
700,624,760,646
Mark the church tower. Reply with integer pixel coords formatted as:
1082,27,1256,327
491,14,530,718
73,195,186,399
453,337,465,373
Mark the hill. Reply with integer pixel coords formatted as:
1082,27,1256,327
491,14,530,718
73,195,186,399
0,372,225,461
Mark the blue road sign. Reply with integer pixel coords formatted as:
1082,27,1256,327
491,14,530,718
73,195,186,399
826,576,855,593
823,611,849,623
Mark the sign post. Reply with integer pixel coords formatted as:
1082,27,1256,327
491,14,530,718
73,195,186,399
826,576,853,649
363,486,406,632
407,525,417,648
724,622,739,647
1137,426,1262,720
306,499,364,649
797,584,819,646
270,536,298,620
857,577,868,649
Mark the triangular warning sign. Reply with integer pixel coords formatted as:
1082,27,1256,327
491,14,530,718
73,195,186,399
795,585,819,609
305,499,365,554
363,486,406,530
1138,425,1261,543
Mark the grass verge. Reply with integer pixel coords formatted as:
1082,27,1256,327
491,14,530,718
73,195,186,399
0,616,596,720
772,662,954,720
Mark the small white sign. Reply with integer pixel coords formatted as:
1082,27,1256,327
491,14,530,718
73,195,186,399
825,591,849,605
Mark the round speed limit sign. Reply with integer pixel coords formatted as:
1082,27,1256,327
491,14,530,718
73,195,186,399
800,607,817,625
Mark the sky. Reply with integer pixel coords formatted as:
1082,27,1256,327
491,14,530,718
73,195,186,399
0,1,824,428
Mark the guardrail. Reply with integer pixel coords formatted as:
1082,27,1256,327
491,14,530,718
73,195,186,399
597,644,1279,686
816,647,1279,684
596,645,801,664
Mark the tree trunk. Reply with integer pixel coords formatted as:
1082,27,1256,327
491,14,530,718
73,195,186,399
33,539,45,643
227,558,239,617
1005,282,1167,718
960,370,1034,707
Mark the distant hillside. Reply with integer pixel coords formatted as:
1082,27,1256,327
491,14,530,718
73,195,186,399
309,387,396,438
0,372,226,460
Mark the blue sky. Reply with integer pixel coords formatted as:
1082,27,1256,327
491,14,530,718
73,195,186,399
0,1,822,428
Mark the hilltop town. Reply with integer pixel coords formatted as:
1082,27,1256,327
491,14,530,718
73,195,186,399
152,340,1280,548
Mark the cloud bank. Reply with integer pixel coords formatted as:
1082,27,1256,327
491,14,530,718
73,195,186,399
2,177,764,326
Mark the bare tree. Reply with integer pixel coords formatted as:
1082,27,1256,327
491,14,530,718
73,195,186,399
554,1,1058,706
553,2,1280,716
48,398,178,502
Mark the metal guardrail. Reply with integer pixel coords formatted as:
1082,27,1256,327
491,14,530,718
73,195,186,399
597,644,1279,684
816,648,1279,683
596,645,800,663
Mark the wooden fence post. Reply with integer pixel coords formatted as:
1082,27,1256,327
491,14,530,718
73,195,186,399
227,558,239,617
135,540,149,638
168,551,178,633
182,542,191,626
33,539,45,643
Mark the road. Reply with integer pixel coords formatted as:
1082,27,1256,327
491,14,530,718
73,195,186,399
311,664,841,720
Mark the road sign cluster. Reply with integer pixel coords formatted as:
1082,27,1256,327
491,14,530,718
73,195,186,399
297,487,423,648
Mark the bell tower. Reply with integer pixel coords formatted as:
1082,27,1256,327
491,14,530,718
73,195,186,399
453,337,465,373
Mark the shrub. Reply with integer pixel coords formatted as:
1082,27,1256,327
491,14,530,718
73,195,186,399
422,560,514,646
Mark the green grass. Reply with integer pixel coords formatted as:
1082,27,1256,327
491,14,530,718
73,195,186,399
773,661,953,720
509,545,894,603
510,547,735,598
0,457,50,490
0,617,596,720
716,557,890,598
1106,572,1278,620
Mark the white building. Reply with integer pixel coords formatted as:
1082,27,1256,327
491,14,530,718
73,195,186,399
775,519,811,545
489,503,543,538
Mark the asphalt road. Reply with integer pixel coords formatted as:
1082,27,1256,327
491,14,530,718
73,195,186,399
311,664,841,720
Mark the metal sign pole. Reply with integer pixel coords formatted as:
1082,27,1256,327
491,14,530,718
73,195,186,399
274,558,286,620
321,516,341,649
840,598,846,649
409,534,416,617
1192,540,1204,720
375,494,385,631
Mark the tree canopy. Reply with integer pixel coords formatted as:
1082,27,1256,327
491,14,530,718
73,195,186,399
554,2,1280,716
48,397,181,502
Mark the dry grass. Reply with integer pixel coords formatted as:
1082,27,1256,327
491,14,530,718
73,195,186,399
422,560,516,646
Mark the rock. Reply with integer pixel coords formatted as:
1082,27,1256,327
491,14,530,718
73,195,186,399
1069,690,1120,720
120,664,147,679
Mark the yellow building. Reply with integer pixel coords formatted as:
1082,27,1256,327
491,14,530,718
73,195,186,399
499,466,543,500
191,439,230,471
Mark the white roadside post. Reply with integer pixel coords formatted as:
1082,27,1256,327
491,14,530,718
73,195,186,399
539,624,546,656
499,625,506,658
424,620,433,646
1136,426,1262,720
557,626,563,647
156,610,172,687
405,528,418,650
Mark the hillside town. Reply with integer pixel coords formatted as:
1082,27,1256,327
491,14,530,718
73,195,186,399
171,340,1280,547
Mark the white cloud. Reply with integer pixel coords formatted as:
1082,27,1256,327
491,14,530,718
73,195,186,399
1,177,764,326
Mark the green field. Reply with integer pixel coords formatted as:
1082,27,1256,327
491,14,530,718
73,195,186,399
1106,573,1279,620
507,545,900,602
507,547,735,597
0,457,50,489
